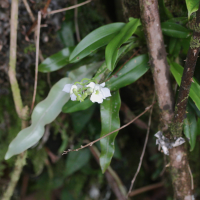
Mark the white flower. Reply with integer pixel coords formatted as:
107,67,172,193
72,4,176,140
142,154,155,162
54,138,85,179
63,84,82,101
86,82,111,104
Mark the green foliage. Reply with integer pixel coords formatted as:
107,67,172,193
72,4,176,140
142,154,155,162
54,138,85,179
184,104,198,151
62,98,93,113
65,148,91,177
105,18,141,71
186,0,200,18
106,54,149,91
69,23,125,62
71,104,96,134
57,22,75,47
170,61,200,111
161,22,192,38
5,65,99,160
100,90,121,173
38,47,74,72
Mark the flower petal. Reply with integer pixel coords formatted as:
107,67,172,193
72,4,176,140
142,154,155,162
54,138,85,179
90,93,103,104
86,82,96,89
100,82,105,87
101,88,111,98
62,84,72,93
70,94,77,101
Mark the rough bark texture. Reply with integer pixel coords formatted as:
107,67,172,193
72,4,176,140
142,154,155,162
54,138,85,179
139,0,193,199
139,0,174,134
172,6,200,138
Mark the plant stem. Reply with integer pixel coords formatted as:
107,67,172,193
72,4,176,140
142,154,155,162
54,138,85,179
2,152,27,200
172,4,200,137
2,0,28,199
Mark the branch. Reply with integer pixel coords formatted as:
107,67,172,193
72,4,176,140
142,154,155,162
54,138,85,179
139,0,174,134
30,11,41,112
62,102,155,155
172,5,200,137
139,0,194,199
48,0,91,15
2,1,28,199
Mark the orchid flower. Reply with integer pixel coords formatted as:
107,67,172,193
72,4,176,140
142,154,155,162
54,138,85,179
63,84,82,101
86,82,111,104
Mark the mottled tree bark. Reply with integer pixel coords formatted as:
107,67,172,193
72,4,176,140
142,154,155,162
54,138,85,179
139,0,194,199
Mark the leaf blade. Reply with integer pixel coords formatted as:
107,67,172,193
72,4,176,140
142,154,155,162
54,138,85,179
106,54,149,91
161,22,192,38
105,18,141,71
69,23,125,62
100,90,121,173
38,47,74,73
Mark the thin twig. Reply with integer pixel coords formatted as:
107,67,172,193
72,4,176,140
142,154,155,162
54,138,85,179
188,164,194,190
3,2,28,199
30,11,41,113
48,0,91,15
127,94,155,198
62,102,155,155
128,182,164,197
22,0,35,22
41,0,52,16
74,0,81,42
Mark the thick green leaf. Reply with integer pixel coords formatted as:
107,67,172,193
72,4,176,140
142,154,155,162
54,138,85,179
71,104,96,134
184,104,198,151
170,61,200,111
105,18,141,71
5,65,99,160
186,0,200,18
69,23,125,62
158,0,173,20
100,90,121,173
65,148,90,177
62,98,93,113
106,54,149,91
161,22,192,38
94,41,140,83
57,22,75,47
5,78,71,160
165,17,188,25
197,118,200,135
168,38,181,59
38,47,74,72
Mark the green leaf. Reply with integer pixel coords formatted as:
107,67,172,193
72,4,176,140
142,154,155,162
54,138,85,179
168,38,181,59
5,65,99,160
71,104,96,134
197,118,200,135
105,18,141,71
169,61,200,111
165,17,188,25
69,23,125,62
100,90,121,173
106,54,149,91
161,22,192,38
65,148,90,177
62,98,93,113
38,47,74,73
184,104,198,151
57,22,75,47
158,0,173,20
186,0,200,18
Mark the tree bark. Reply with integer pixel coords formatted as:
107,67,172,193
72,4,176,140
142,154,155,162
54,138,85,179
139,0,193,199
